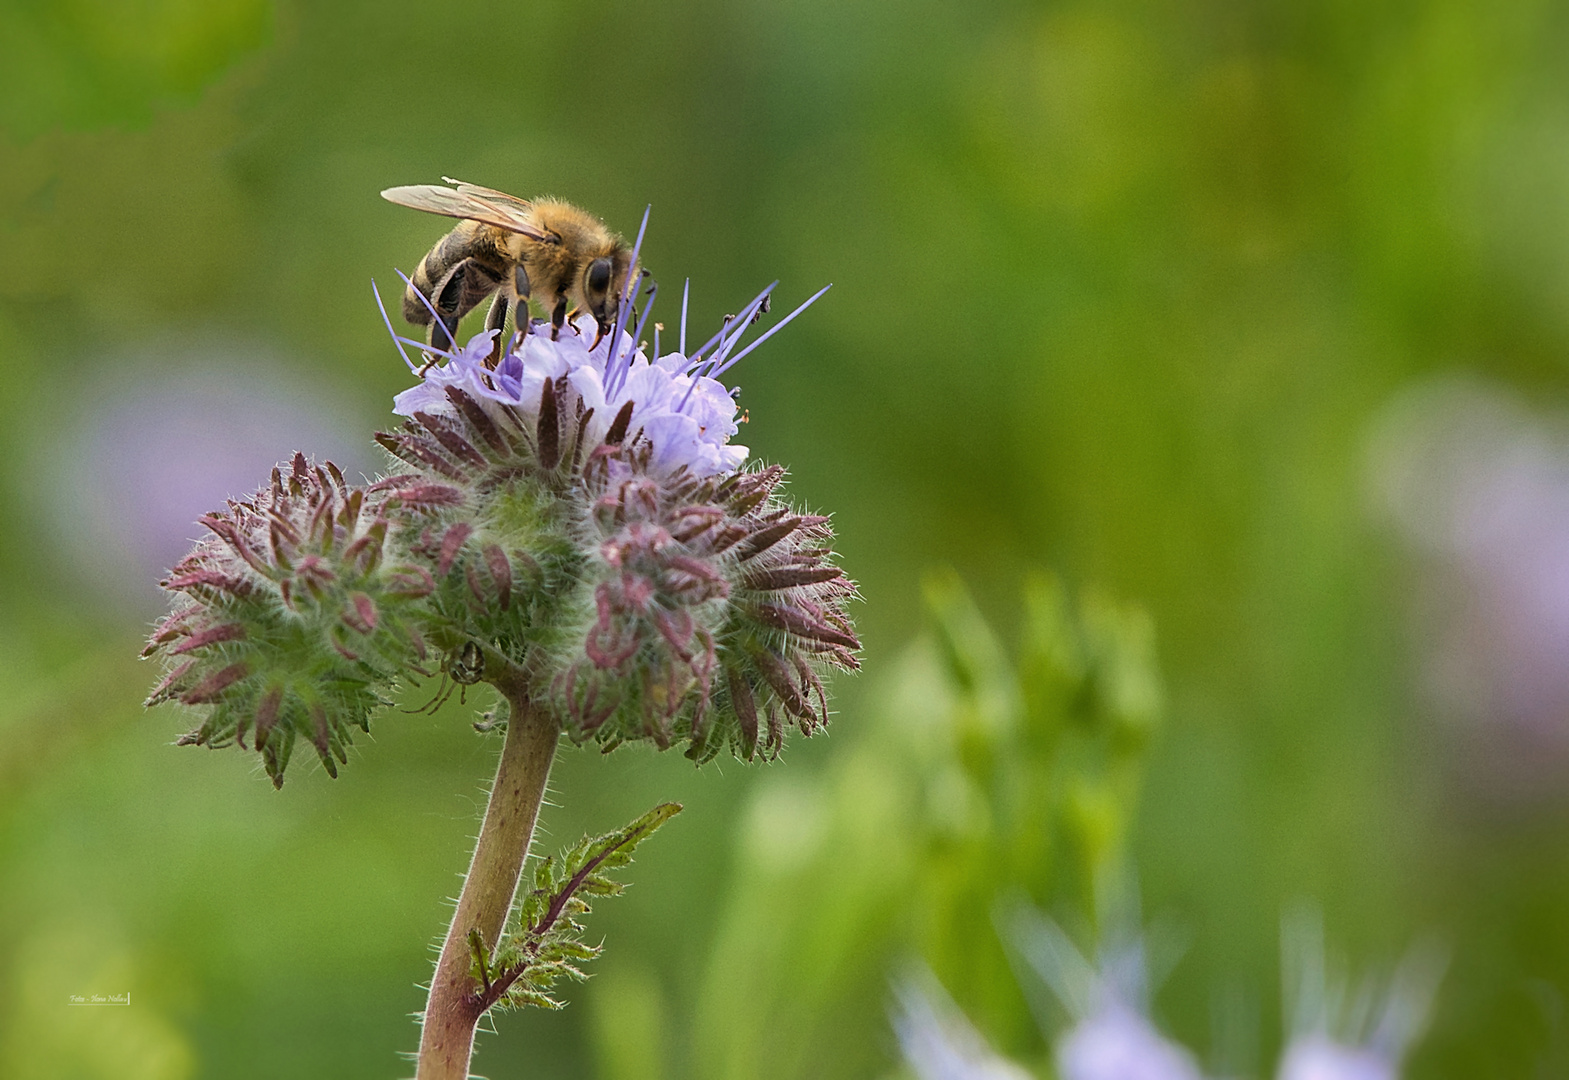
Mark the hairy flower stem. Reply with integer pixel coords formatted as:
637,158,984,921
417,663,560,1080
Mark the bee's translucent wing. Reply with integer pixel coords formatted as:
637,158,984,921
381,183,548,241
441,177,537,214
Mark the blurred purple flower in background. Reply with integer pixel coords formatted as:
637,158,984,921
31,342,369,612
1008,906,1207,1080
1277,1038,1397,1080
1276,910,1444,1080
892,970,1035,1080
891,904,1442,1079
1367,375,1569,794
1055,1003,1208,1080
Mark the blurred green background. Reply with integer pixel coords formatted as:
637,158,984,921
5,0,1569,1076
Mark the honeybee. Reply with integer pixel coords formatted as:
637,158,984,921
381,178,639,353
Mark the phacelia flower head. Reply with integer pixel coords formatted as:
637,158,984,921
391,316,749,479
373,277,855,762
146,254,858,782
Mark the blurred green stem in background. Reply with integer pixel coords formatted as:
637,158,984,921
696,569,1162,1078
417,653,559,1080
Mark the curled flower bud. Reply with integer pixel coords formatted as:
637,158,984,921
145,454,426,786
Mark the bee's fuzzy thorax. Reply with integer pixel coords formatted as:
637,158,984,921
385,181,636,343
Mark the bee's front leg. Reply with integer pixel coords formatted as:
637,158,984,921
483,293,507,367
550,296,567,340
512,265,532,344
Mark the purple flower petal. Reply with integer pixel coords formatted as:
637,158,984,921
386,272,824,478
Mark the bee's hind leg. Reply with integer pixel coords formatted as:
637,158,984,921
423,259,468,357
426,314,460,353
419,319,458,373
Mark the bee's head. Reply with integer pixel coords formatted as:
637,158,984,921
582,249,638,336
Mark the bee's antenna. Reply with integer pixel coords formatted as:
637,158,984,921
712,284,832,378
680,278,690,357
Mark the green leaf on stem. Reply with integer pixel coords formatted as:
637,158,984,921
472,802,683,1014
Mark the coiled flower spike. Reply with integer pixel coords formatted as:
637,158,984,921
145,453,432,787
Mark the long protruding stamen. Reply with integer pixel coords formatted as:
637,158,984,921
677,284,776,410
712,284,833,378
686,282,777,372
602,276,652,398
689,284,773,379
383,271,469,368
604,269,648,396
397,333,455,359
703,288,773,373
609,280,659,398
605,205,651,392
607,268,648,393
679,278,690,357
634,281,659,351
372,281,417,373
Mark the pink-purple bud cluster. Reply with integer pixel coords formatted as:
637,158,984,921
559,459,857,760
145,454,431,786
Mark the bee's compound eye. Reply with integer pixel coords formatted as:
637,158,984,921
586,258,612,295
